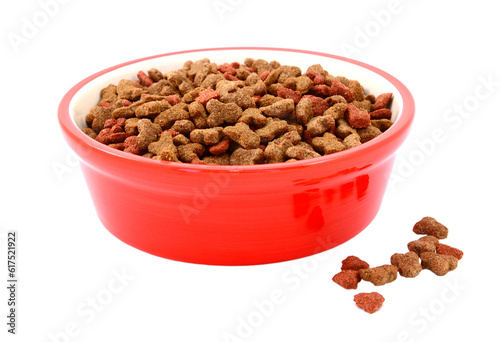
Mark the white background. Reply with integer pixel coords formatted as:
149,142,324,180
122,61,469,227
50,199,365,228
1,0,499,341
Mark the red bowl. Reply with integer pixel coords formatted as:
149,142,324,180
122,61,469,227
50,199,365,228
58,47,414,265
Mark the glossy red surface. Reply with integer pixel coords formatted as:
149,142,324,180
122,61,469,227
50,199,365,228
58,47,414,265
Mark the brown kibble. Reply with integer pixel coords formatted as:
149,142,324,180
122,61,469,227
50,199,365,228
354,292,385,314
332,270,361,290
206,99,243,127
135,100,171,118
285,146,321,160
238,108,267,128
359,265,398,286
117,79,143,101
390,252,422,278
154,103,191,130
188,101,209,129
230,148,265,165
413,217,449,239
436,244,464,260
170,120,195,135
306,115,335,137
357,125,382,143
178,143,205,163
335,118,359,139
147,68,164,82
408,235,439,256
420,252,458,276
311,133,346,155
148,131,179,162
136,119,162,150
295,97,313,125
82,128,97,139
260,99,295,118
264,131,301,163
190,127,224,146
255,118,289,143
370,119,393,132
223,122,261,149
341,256,370,271
343,134,362,149
347,80,365,102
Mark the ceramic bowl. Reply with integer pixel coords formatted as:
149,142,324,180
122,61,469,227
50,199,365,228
58,47,415,265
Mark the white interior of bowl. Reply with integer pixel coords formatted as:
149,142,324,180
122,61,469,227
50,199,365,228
70,49,403,130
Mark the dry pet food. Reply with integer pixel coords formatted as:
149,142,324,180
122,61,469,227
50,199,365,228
390,251,422,278
359,265,398,286
83,58,394,165
332,270,361,290
332,216,463,314
413,217,448,239
353,292,385,314
341,256,370,271
420,252,458,276
436,243,464,260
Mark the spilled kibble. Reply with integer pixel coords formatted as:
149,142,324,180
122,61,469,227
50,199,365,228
332,217,463,314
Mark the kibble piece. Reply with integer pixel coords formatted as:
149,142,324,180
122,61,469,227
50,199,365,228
203,154,231,165
136,119,162,150
190,127,224,146
264,131,300,163
295,97,313,125
238,108,267,128
178,143,205,163
347,80,365,102
230,148,265,165
345,104,370,129
370,119,393,132
353,292,385,314
206,99,243,127
332,270,361,290
285,146,321,160
413,217,449,239
306,115,335,137
82,128,97,139
255,118,289,143
343,134,362,149
390,252,422,278
341,256,370,271
407,236,439,256
370,108,392,120
436,244,464,260
359,265,398,286
260,99,295,118
223,123,261,149
357,125,382,143
335,118,359,139
420,252,458,276
311,133,346,155
148,131,179,161
330,80,354,102
372,92,393,111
